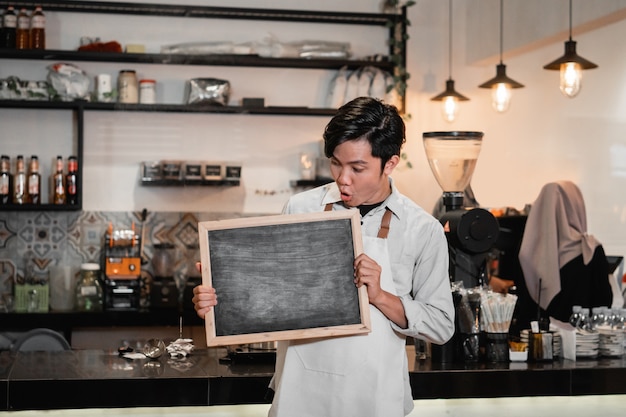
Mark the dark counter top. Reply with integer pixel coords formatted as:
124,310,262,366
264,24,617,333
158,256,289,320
1,346,625,411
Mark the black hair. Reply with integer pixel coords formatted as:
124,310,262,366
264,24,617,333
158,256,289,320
323,97,406,170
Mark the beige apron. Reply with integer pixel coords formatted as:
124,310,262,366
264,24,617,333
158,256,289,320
269,207,410,417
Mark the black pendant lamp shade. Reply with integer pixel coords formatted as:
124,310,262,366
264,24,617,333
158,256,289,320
543,39,598,70
479,63,524,89
432,79,469,101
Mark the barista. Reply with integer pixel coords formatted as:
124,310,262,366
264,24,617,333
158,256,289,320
193,97,455,416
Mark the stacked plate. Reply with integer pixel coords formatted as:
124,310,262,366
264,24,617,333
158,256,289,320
597,328,624,357
575,330,600,358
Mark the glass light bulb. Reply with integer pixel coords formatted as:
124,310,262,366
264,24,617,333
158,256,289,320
441,96,459,122
491,83,512,113
560,62,582,98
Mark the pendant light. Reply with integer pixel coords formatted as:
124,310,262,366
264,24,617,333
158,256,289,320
543,0,597,98
478,0,523,113
431,0,468,123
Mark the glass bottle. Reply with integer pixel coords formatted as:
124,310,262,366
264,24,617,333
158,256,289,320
12,154,26,204
569,305,582,327
27,155,41,204
1,5,17,49
65,155,78,205
578,308,593,331
0,155,12,205
51,155,66,204
75,263,103,312
15,8,30,49
591,307,606,330
29,5,45,49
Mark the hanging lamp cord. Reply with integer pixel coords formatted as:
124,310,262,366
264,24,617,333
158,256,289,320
448,0,453,79
499,0,504,64
568,0,573,41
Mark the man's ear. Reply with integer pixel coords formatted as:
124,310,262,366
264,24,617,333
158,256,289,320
384,155,400,174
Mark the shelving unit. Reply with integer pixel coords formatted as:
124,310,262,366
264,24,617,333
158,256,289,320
0,0,407,202
0,0,405,117
0,100,83,211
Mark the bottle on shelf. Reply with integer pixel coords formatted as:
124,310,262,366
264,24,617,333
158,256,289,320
27,155,41,204
75,263,103,312
66,155,78,205
1,5,17,49
29,5,45,49
13,154,27,204
0,155,12,205
51,155,66,205
15,8,30,50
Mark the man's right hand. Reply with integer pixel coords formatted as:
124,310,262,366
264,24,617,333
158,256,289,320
191,262,217,319
192,285,217,319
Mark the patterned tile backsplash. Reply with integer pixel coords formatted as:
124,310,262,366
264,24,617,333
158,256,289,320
0,210,263,298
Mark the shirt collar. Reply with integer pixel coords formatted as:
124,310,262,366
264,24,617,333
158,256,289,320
321,178,404,220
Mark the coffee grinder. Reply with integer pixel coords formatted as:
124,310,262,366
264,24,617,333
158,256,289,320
422,131,499,288
103,222,142,310
423,131,500,363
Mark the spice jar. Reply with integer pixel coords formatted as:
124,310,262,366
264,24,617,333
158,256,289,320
117,70,138,103
139,79,156,104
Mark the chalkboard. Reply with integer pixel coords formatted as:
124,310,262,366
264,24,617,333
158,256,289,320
198,210,370,347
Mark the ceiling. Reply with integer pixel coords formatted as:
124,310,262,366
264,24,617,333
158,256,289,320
466,0,626,65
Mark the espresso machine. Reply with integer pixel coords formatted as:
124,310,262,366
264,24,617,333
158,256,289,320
103,222,142,310
422,131,499,288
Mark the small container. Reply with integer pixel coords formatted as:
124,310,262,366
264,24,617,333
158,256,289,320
75,263,103,312
141,161,162,181
224,162,242,180
485,332,510,362
183,161,203,180
203,162,223,180
95,74,112,102
118,70,138,103
162,160,182,180
139,79,156,104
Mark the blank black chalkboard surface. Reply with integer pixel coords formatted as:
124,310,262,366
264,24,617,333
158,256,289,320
198,210,370,347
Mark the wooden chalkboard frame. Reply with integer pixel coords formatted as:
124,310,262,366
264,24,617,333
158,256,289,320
198,210,370,347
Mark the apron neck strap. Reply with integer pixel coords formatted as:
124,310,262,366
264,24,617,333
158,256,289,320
324,203,392,239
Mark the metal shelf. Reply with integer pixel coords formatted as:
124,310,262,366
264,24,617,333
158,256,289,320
0,1,396,25
140,179,241,187
0,203,81,212
0,100,338,116
0,49,393,71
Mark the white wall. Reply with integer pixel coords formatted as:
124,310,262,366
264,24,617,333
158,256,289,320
2,0,626,260
406,0,626,260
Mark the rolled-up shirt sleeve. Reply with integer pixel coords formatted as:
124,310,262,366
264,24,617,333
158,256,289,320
389,212,455,345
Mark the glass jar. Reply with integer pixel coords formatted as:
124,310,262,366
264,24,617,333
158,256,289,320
75,263,103,312
117,70,138,103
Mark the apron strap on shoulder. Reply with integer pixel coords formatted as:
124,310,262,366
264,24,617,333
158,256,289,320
377,208,392,239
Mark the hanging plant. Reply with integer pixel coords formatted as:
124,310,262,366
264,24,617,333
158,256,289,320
381,1,416,167
382,0,416,108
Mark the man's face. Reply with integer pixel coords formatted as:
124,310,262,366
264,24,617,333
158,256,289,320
329,138,398,207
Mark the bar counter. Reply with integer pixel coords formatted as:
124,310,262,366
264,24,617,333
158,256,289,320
1,346,626,411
